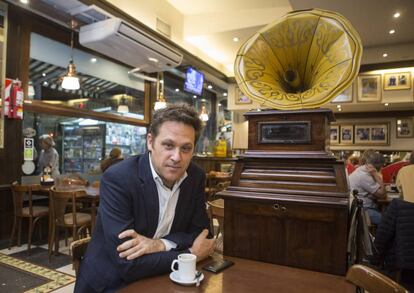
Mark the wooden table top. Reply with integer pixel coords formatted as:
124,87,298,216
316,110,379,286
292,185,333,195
120,256,354,293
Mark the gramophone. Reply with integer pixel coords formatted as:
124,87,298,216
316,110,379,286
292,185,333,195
219,9,362,275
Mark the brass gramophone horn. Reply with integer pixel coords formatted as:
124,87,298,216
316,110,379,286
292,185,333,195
234,9,362,110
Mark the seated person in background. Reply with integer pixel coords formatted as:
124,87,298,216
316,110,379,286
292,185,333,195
374,197,414,290
346,155,360,175
100,147,124,172
75,104,215,292
396,151,414,203
349,150,386,225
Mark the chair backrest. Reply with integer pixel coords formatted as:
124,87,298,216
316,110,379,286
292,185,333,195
11,181,41,217
346,264,408,293
207,199,224,238
70,236,91,276
50,187,86,227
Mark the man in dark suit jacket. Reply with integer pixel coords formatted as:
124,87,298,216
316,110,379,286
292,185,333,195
75,105,215,292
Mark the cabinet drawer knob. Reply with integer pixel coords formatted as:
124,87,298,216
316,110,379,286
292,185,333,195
273,204,280,210
281,206,287,212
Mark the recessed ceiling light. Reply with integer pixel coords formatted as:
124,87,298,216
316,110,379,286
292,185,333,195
175,88,180,92
383,53,388,57
393,12,400,18
233,37,239,42
223,92,228,97
338,108,342,112
336,105,341,108
218,103,222,107
43,81,48,86
90,58,97,63
389,29,395,34
207,85,213,89
193,95,197,99
384,103,389,106
20,0,29,4
148,57,159,63
201,98,206,102
42,72,46,77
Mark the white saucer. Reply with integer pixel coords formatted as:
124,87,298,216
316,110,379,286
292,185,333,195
169,271,204,286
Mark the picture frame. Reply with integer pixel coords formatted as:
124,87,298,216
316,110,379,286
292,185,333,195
357,75,381,102
396,118,414,138
355,125,371,144
331,85,353,103
330,125,339,144
340,125,354,144
370,123,389,145
383,72,411,91
235,87,252,105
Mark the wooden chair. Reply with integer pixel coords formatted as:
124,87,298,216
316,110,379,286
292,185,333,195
9,182,49,253
346,264,408,293
70,236,91,276
49,187,91,260
207,199,224,253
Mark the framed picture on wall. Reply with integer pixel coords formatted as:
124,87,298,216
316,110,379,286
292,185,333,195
383,72,411,91
331,85,353,103
355,125,371,144
340,125,354,144
370,123,389,145
235,87,252,104
357,75,381,102
330,125,339,144
396,118,414,138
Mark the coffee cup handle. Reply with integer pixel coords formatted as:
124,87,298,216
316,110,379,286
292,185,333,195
171,259,179,272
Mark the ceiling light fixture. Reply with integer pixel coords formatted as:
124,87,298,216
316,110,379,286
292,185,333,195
207,85,213,89
389,29,395,34
383,53,388,57
384,103,389,106
90,58,97,63
154,72,167,110
393,12,400,18
233,37,239,42
175,88,180,92
148,57,159,63
193,95,197,99
336,105,341,108
20,0,29,4
61,20,80,90
223,92,228,97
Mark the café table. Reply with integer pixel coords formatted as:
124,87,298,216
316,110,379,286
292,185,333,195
120,255,355,293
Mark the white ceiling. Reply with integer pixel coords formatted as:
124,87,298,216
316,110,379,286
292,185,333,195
163,0,414,76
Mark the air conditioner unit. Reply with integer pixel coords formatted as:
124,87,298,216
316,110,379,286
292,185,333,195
79,18,183,73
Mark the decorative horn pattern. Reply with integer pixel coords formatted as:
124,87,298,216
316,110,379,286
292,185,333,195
234,9,362,110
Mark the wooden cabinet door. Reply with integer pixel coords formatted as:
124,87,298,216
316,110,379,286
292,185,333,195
224,198,348,275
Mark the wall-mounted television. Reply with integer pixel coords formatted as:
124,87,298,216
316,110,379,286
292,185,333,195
184,67,204,96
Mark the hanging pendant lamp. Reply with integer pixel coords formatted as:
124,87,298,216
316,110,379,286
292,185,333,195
61,20,80,90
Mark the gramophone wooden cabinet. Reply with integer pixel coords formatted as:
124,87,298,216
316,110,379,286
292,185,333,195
218,109,349,275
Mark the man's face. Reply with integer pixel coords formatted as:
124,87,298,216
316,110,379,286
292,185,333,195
147,121,195,188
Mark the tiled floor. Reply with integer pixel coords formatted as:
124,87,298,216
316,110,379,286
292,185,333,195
0,239,76,293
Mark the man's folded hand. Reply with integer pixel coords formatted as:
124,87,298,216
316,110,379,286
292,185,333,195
117,229,165,260
189,229,216,262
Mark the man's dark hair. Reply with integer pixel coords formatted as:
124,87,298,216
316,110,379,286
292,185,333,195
364,150,385,171
149,104,203,143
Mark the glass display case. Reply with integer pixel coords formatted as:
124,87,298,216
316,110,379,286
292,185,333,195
105,122,147,158
62,124,105,174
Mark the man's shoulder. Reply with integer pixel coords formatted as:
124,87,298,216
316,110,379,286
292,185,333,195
187,160,205,177
102,154,144,182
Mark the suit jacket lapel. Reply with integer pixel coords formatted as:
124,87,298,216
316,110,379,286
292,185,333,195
138,153,159,237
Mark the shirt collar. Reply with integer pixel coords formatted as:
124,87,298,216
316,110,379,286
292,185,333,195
148,153,188,189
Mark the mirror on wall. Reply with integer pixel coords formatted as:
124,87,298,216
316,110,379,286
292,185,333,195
0,1,7,148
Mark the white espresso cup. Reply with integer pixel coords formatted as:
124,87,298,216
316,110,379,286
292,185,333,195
171,253,196,281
